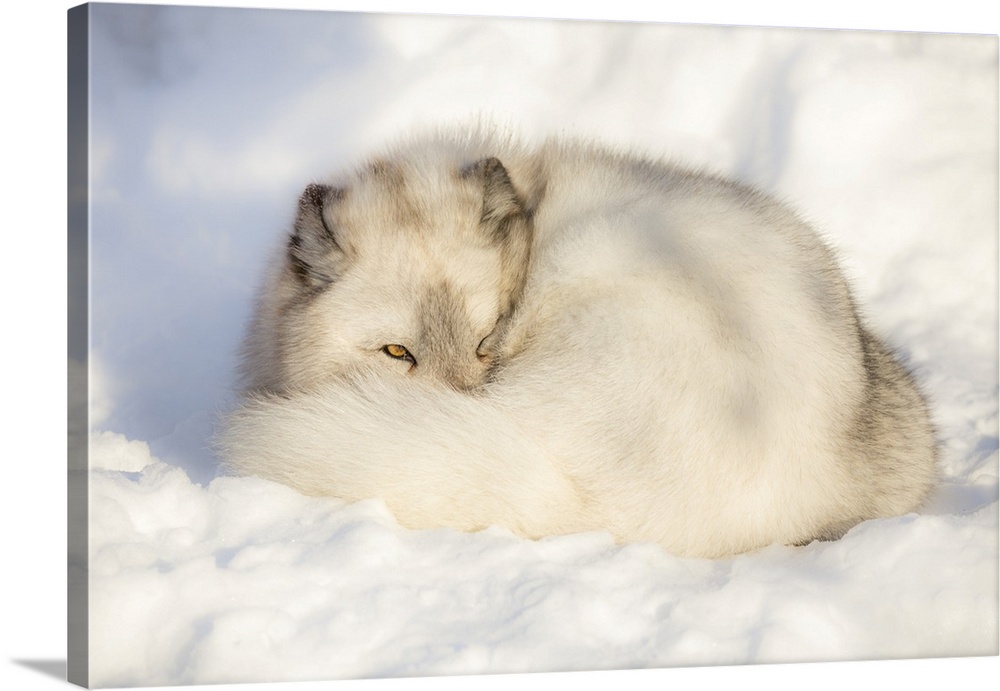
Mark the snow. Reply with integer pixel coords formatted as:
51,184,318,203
77,3,997,688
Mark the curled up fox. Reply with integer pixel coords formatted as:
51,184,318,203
218,128,937,558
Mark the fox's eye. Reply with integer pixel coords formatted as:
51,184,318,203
382,344,416,365
476,337,490,361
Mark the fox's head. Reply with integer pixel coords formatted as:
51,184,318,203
266,152,533,393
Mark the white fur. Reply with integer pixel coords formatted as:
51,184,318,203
220,131,936,558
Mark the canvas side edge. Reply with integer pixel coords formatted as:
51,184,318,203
67,3,90,688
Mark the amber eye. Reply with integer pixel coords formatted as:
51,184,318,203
382,344,416,365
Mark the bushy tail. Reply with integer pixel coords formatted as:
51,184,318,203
216,373,588,538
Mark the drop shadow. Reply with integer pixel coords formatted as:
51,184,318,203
12,659,67,682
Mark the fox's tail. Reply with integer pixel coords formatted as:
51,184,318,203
216,373,590,538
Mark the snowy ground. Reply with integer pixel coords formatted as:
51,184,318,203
76,4,997,688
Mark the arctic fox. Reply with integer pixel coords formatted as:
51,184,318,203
220,130,936,558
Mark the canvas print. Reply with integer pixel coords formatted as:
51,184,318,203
68,2,999,688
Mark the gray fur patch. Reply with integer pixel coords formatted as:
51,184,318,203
417,283,489,391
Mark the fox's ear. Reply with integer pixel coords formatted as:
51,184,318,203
461,157,525,234
287,183,347,288
461,157,534,316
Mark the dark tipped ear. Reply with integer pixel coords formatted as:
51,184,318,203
461,157,534,316
287,183,347,288
462,157,525,232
